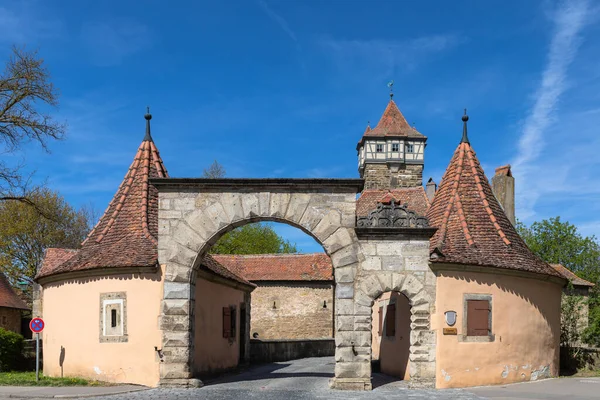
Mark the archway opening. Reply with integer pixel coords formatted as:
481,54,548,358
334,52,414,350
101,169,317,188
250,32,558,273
371,290,411,388
190,220,336,388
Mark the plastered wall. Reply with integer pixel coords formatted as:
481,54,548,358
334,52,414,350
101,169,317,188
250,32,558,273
41,268,164,387
435,270,562,388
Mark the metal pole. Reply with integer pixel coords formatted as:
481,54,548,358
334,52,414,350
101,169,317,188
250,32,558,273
35,332,39,382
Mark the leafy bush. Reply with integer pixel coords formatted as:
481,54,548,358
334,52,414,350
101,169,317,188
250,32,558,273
0,328,24,372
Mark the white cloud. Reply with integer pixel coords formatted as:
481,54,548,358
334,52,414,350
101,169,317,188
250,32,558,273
320,34,464,80
512,0,589,220
0,4,63,44
257,0,297,42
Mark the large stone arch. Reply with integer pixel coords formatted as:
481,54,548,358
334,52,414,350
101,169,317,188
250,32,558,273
154,179,363,387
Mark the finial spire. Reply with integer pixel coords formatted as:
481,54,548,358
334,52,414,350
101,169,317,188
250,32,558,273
387,80,394,100
461,108,469,144
144,106,153,141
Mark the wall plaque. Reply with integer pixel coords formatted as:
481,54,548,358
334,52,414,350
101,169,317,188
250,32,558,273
443,327,458,335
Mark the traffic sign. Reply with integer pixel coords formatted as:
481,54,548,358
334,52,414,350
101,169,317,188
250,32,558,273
30,318,45,333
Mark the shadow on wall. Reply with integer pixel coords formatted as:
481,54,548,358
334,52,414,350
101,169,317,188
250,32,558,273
42,270,163,290
438,270,561,341
371,291,410,381
59,346,65,378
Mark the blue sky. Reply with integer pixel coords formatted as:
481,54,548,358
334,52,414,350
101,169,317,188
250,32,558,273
1,0,599,253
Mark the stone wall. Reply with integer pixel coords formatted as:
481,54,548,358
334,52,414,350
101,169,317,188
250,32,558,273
250,282,334,339
156,182,361,388
362,163,423,190
0,307,22,334
332,237,436,390
250,338,334,363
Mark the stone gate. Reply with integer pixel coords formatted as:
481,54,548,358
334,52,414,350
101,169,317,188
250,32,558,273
152,178,437,390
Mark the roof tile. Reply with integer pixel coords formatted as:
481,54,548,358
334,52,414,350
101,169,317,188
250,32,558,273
0,272,29,310
426,140,562,279
213,253,332,281
550,264,595,287
357,187,430,217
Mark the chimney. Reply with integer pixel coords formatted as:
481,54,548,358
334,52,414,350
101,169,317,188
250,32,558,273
426,177,437,202
491,165,515,225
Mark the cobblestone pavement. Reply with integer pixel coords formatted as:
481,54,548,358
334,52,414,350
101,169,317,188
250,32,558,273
85,357,600,400
93,357,484,400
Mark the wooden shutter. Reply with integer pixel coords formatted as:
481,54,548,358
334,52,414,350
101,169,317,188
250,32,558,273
223,307,231,338
378,306,383,336
230,306,237,340
467,300,490,336
385,303,396,337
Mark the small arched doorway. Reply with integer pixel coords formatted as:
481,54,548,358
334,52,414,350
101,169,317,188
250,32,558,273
371,291,411,383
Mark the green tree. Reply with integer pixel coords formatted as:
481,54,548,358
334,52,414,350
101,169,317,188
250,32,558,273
517,217,600,347
0,187,91,287
0,46,65,202
210,223,297,255
516,217,600,284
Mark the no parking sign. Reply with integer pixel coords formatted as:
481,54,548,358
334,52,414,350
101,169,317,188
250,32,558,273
29,317,44,382
29,318,44,333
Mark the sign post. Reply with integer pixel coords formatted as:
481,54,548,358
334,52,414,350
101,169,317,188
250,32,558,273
29,318,45,382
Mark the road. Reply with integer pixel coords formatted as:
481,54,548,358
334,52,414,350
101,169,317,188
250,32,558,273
84,357,600,400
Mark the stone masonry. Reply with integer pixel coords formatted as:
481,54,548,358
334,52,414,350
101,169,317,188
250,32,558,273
363,164,423,190
250,282,334,340
154,179,436,390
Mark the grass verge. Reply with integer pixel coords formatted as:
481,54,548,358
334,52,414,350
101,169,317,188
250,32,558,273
0,371,108,386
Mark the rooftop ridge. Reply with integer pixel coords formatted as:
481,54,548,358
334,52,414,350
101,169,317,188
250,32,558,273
465,145,510,245
213,253,328,258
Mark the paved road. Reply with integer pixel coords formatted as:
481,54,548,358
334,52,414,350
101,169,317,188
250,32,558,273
7,357,597,399
95,357,483,400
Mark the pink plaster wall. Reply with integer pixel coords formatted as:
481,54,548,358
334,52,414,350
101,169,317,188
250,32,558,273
371,291,411,380
193,277,245,375
41,268,164,387
435,270,562,388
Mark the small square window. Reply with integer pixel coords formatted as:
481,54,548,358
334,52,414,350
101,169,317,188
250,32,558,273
406,144,414,153
392,143,399,152
99,292,128,343
376,144,384,153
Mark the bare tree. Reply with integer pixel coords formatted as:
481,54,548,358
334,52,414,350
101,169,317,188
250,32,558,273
0,46,66,204
202,160,226,178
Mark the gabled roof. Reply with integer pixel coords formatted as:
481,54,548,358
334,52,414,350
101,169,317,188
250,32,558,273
212,253,333,282
0,272,28,310
36,114,168,280
551,264,595,287
357,187,430,217
200,254,256,288
426,118,562,279
361,100,426,140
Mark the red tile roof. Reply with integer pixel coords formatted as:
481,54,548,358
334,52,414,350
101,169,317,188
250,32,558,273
36,118,254,288
361,100,426,140
37,248,79,279
550,264,595,287
357,188,430,217
426,140,562,279
200,254,256,288
36,133,168,280
212,253,333,282
0,272,28,310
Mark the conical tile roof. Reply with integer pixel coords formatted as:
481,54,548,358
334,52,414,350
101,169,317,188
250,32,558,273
36,116,168,279
426,124,561,278
363,100,425,139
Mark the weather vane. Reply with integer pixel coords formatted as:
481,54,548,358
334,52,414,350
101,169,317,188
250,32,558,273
387,80,394,99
